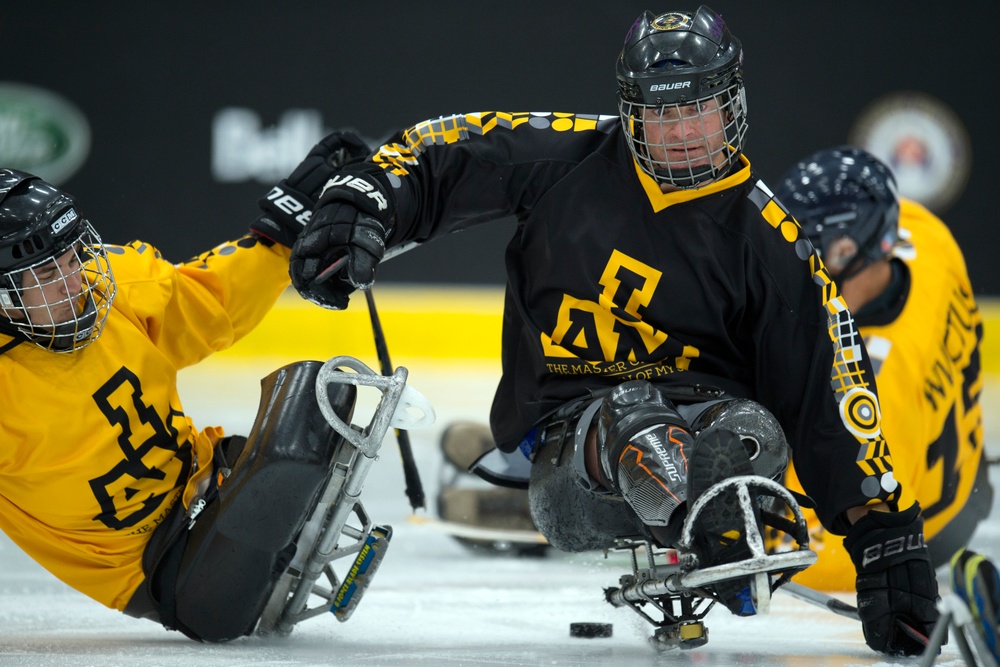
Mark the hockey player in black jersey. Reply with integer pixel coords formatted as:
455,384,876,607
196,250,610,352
289,6,939,655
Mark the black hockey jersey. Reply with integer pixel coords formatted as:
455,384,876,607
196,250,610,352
367,112,897,533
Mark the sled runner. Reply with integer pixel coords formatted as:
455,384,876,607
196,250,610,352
604,475,816,650
256,356,434,635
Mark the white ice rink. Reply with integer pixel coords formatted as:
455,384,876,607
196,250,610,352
2,356,997,667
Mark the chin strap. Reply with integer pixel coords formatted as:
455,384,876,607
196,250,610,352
832,255,874,286
0,292,102,353
0,335,24,355
0,319,27,355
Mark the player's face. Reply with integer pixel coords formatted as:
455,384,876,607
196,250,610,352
11,248,85,326
641,97,728,173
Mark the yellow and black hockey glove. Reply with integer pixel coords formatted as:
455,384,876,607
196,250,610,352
250,130,370,248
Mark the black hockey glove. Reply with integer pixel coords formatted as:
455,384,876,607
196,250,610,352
289,167,393,310
250,130,371,247
844,502,939,656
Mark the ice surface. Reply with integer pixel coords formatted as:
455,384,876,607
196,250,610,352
1,357,994,666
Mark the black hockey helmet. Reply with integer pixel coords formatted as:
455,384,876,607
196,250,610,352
616,6,747,188
773,147,900,282
1,169,86,272
0,168,116,352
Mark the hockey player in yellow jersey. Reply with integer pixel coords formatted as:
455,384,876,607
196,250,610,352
0,130,370,642
772,146,990,591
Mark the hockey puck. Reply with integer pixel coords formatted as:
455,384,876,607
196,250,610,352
569,622,613,638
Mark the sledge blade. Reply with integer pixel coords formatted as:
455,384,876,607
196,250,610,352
330,525,393,622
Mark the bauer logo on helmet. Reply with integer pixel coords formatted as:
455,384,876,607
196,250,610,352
650,81,692,93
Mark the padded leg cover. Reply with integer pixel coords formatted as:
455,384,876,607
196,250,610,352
529,420,648,552
173,360,356,641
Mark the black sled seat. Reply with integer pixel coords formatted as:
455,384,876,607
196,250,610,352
255,356,432,636
126,360,356,642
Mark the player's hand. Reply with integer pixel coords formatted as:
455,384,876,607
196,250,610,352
289,168,393,310
250,130,371,247
844,502,939,656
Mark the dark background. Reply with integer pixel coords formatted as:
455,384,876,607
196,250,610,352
3,1,994,292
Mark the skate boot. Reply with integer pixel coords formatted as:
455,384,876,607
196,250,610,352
598,381,695,538
686,428,760,616
951,547,1000,662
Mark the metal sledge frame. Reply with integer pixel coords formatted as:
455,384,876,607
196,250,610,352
919,593,1000,667
256,355,432,636
605,475,817,650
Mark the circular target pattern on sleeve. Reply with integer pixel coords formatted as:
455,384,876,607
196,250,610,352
839,387,881,439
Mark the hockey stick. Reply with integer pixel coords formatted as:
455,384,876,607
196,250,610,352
781,581,861,620
364,287,425,510
313,242,426,511
781,581,929,648
314,239,421,284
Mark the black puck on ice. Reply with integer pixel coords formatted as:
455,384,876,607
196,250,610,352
569,622,613,638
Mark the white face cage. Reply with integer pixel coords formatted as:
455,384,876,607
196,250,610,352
0,221,116,352
619,82,748,189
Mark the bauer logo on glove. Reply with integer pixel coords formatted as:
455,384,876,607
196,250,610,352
859,531,925,569
321,174,389,212
289,166,394,311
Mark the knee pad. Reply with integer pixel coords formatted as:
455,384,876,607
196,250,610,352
528,427,648,552
597,380,690,488
688,399,789,480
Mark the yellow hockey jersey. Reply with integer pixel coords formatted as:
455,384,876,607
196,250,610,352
0,236,291,611
782,199,984,590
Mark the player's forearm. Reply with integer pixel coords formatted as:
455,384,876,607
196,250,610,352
845,501,891,524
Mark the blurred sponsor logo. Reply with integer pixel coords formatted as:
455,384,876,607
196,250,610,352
0,82,91,185
212,108,328,184
849,92,971,213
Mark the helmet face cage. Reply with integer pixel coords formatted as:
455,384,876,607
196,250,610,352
616,7,747,189
0,220,116,352
618,82,747,188
774,147,899,280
